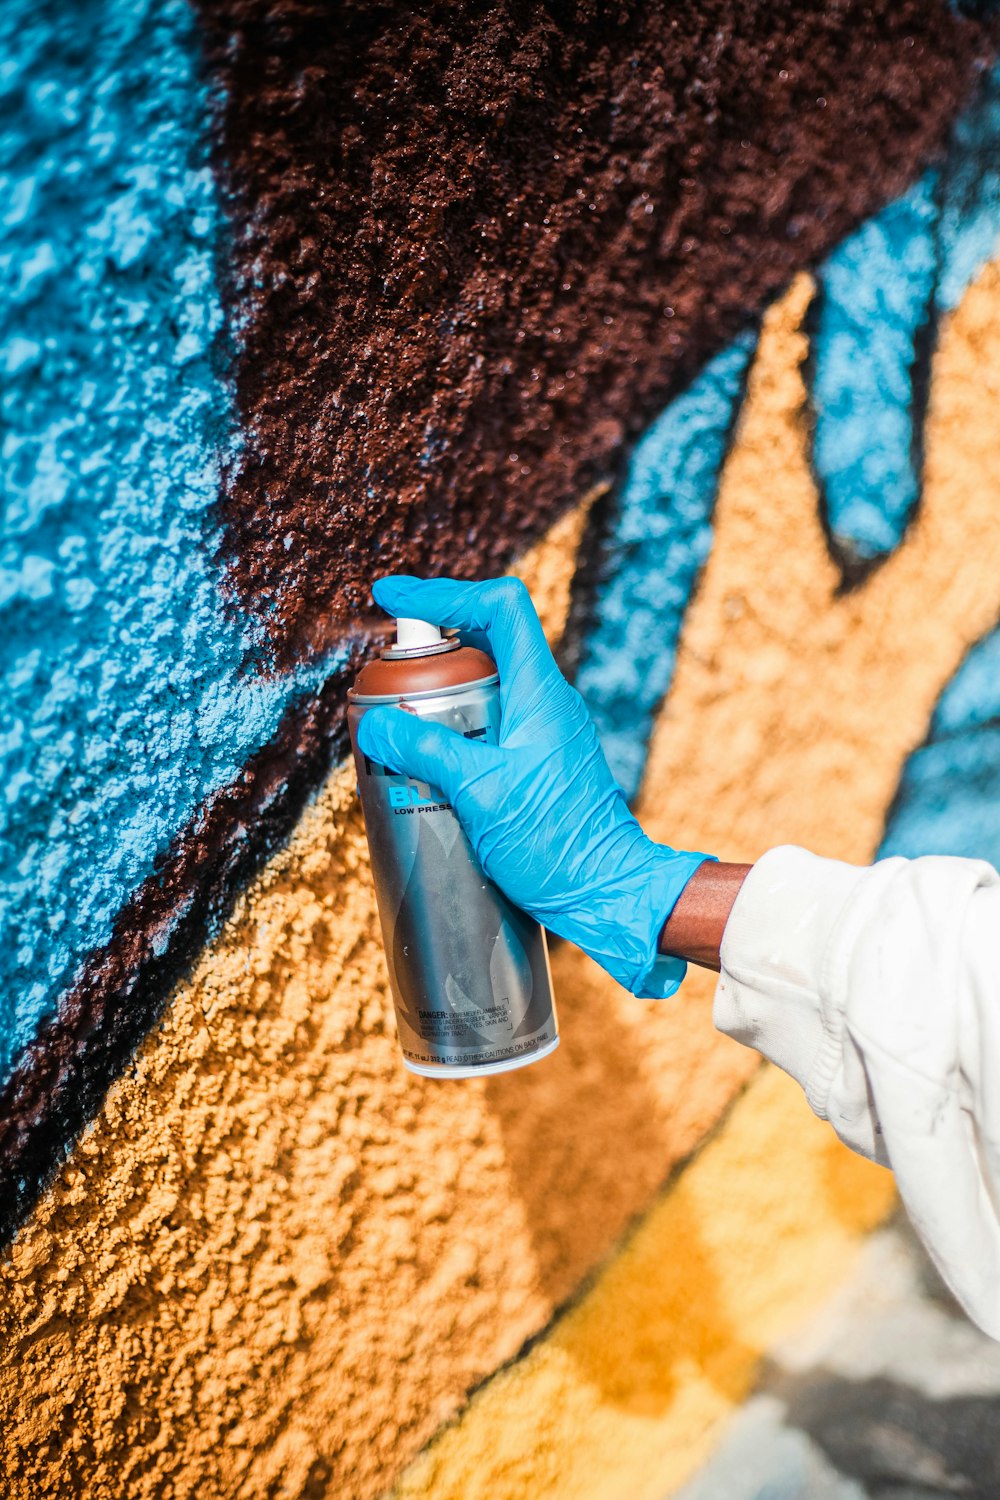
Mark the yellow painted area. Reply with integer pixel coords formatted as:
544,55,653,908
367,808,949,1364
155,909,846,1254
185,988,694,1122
509,482,605,649
2,260,1000,1500
392,1066,895,1500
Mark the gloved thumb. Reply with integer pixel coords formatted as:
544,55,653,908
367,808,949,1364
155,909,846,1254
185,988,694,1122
356,706,487,805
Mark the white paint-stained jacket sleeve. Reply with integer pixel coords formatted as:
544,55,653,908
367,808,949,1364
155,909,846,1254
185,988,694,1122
714,844,1000,1338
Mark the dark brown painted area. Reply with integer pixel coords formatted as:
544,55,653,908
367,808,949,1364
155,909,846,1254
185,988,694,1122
201,0,995,666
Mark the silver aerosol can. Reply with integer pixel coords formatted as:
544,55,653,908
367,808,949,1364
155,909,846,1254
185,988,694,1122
348,615,559,1078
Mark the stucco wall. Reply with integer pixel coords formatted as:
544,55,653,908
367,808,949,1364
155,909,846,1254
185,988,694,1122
3,4,1000,1498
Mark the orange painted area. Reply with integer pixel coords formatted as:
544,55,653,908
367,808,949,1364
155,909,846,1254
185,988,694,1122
2,260,1000,1500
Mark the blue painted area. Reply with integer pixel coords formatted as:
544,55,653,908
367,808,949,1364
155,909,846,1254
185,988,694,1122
809,63,1000,567
880,625,1000,865
0,1,339,1086
937,65,1000,310
802,59,1000,867
573,332,757,799
809,178,939,564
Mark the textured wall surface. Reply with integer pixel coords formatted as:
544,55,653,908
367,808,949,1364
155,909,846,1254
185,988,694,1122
3,3,1000,1498
575,59,1000,796
199,0,989,662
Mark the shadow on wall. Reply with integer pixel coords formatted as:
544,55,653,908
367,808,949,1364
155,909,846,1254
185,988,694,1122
778,1369,1000,1497
480,953,758,1359
387,1069,896,1500
549,1113,894,1423
527,1135,762,1423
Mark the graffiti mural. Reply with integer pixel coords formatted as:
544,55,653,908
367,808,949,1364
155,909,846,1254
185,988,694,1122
3,0,989,1239
2,3,1000,1498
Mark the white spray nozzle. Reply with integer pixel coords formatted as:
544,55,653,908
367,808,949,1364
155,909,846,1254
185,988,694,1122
395,617,442,650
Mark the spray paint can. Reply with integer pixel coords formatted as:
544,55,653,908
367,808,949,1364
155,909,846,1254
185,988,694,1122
348,616,559,1078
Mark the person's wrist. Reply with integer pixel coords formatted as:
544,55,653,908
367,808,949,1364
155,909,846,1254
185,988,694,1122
622,844,715,999
659,859,752,972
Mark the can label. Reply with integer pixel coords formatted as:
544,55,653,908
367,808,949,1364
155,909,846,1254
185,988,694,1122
349,680,557,1070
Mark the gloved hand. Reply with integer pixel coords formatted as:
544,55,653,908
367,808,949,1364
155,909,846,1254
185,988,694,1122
357,576,713,997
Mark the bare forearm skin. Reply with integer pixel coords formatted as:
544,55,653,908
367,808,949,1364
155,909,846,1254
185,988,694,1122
658,861,753,972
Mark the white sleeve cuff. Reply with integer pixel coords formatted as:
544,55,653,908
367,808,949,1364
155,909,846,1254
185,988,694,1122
714,845,894,1159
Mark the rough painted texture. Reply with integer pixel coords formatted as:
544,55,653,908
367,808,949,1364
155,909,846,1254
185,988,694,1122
201,0,992,663
808,61,1000,571
5,6,1000,1497
0,745,757,1500
0,0,341,1091
881,622,1000,862
0,523,759,1498
0,661,361,1246
809,177,939,567
573,331,756,797
4,262,1000,1500
575,61,1000,798
634,266,1000,872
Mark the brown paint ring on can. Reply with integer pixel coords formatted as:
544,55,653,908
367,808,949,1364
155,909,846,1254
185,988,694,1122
349,645,498,700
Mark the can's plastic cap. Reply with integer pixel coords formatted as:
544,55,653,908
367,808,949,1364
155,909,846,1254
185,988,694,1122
395,617,442,650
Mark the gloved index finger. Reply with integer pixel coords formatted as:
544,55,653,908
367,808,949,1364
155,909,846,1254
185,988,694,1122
371,575,564,713
357,703,494,806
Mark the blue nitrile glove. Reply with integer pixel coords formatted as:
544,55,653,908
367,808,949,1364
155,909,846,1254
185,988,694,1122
357,576,714,998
